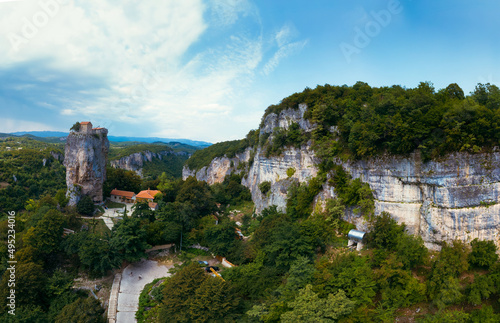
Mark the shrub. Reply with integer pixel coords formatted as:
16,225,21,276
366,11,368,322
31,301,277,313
259,181,271,195
70,122,81,132
469,238,498,269
76,195,95,216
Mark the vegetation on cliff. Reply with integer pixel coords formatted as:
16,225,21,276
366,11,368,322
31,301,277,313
185,133,258,171
108,142,196,180
185,81,500,171
262,81,500,161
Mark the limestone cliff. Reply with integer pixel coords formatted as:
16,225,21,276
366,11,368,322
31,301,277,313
183,105,500,249
64,125,109,205
110,150,188,177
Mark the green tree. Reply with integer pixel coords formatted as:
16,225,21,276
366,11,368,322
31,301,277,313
55,189,69,207
314,252,376,305
0,262,46,312
145,221,167,245
281,284,354,323
132,201,154,222
278,256,315,299
77,195,95,216
24,208,66,257
469,238,498,269
444,83,465,100
0,305,47,322
80,233,121,277
433,276,463,310
261,221,314,273
428,240,469,300
395,233,428,269
47,269,74,298
111,215,150,263
176,176,216,217
204,221,238,256
55,297,105,323
158,263,208,322
70,122,81,131
366,212,405,250
470,306,500,323
103,167,142,197
467,274,495,305
375,255,427,308
189,278,240,322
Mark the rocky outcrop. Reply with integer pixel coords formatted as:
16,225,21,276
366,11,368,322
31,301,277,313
50,151,64,162
323,150,500,249
242,146,319,213
110,150,188,177
183,105,500,249
64,128,109,205
182,148,252,185
260,103,315,134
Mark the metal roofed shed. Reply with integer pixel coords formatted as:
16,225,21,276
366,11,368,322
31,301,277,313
348,229,366,251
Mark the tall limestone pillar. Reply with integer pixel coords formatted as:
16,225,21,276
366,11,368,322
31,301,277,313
64,122,109,205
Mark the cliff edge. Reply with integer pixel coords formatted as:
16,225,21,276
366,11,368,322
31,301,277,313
183,104,500,249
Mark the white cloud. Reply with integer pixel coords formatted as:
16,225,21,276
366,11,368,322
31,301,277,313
209,0,254,26
2,118,59,132
61,108,75,115
275,24,293,47
262,24,308,76
0,1,306,142
0,0,206,74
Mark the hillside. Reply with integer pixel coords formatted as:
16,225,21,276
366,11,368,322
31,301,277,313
183,82,500,250
109,142,198,180
0,136,65,212
10,131,212,148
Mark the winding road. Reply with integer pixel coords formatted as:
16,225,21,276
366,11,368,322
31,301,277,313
114,260,172,323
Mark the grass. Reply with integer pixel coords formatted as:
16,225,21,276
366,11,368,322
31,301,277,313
105,200,126,208
81,218,110,235
227,200,255,217
136,277,168,323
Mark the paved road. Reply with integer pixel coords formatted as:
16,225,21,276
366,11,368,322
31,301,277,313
116,260,172,323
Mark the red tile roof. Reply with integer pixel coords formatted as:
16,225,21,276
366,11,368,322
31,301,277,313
80,121,91,125
136,189,162,200
148,202,158,209
110,189,135,199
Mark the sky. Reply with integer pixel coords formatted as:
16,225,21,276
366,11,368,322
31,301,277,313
1,0,500,143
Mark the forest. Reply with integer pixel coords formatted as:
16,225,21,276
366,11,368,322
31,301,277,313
1,162,500,321
1,82,500,322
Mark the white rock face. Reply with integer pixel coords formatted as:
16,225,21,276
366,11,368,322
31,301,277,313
183,105,500,249
260,104,315,134
110,150,187,177
64,131,109,205
329,151,500,249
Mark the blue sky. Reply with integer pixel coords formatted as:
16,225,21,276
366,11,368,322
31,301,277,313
1,0,499,142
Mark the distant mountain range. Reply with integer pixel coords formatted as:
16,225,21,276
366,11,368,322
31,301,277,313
9,131,212,148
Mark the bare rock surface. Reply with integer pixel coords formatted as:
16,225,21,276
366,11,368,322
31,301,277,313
64,129,109,205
